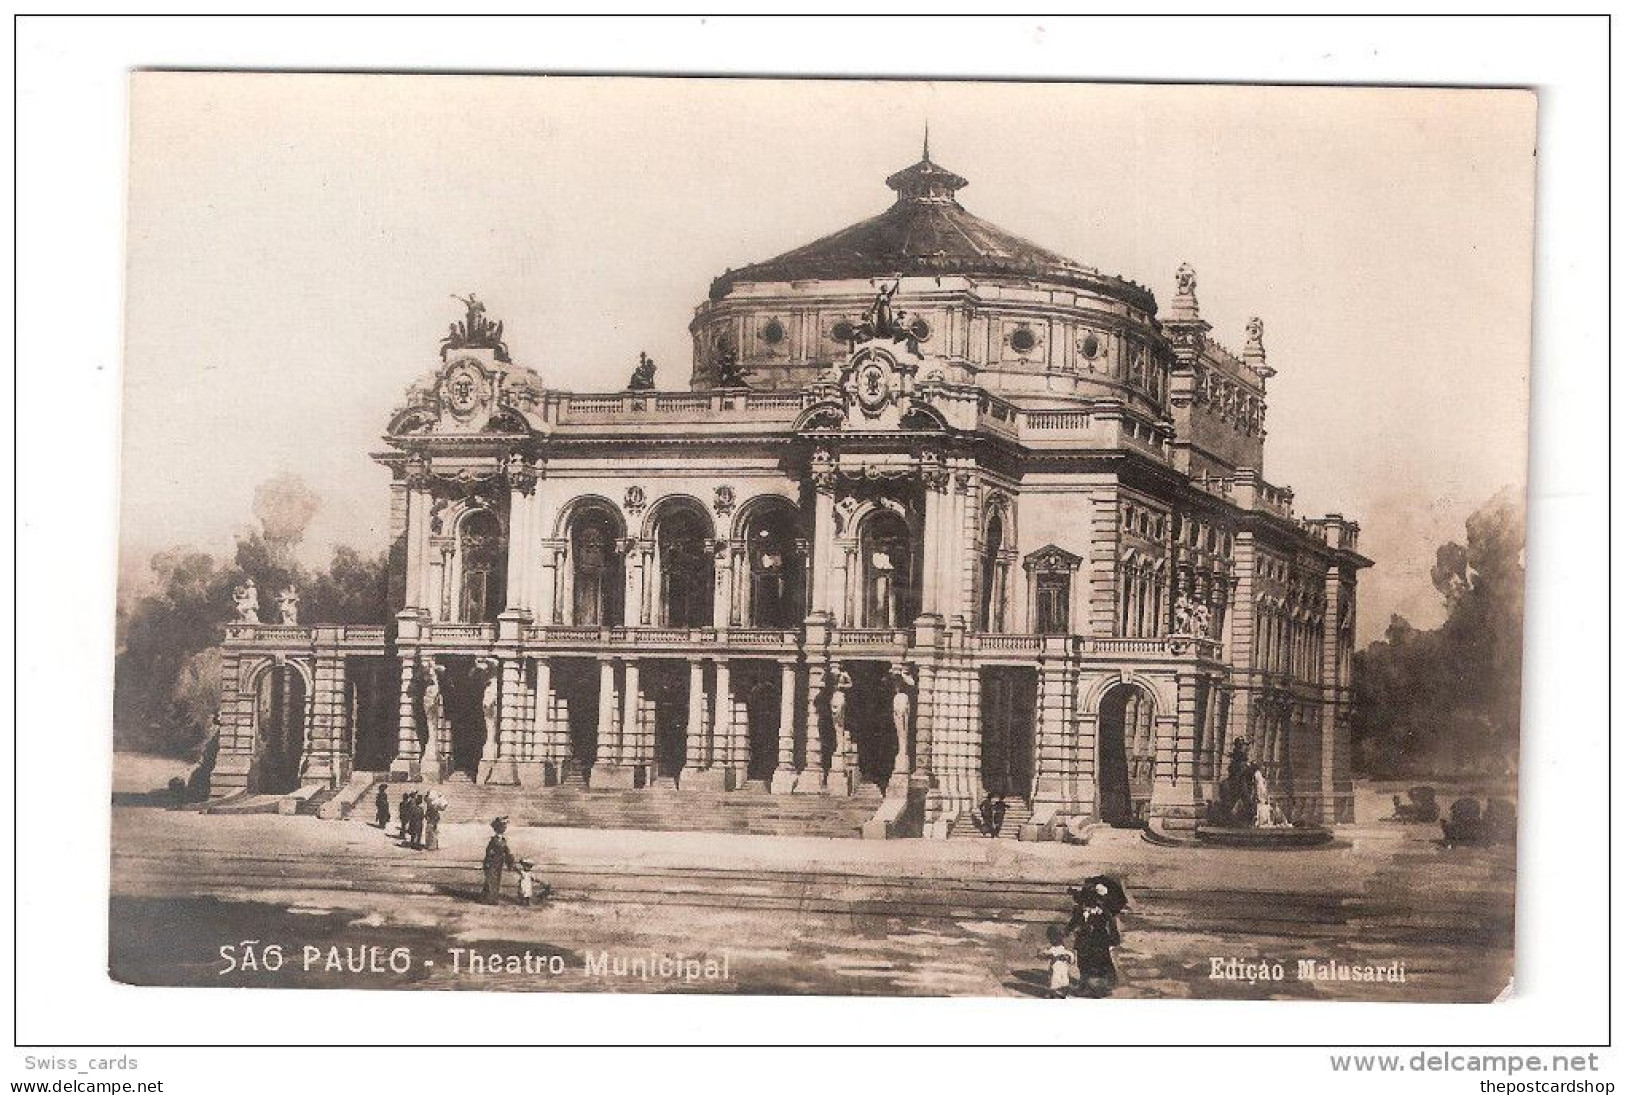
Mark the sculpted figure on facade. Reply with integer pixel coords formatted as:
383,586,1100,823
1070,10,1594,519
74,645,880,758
420,662,444,764
478,658,501,760
1176,262,1198,298
441,293,510,363
233,579,261,624
1244,315,1265,353
890,664,916,776
826,663,852,770
276,586,300,626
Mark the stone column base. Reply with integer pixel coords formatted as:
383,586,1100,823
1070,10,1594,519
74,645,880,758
590,763,639,789
768,767,798,794
389,757,423,782
862,780,926,839
792,768,831,794
209,754,252,798
479,759,521,786
512,761,553,788
679,766,727,791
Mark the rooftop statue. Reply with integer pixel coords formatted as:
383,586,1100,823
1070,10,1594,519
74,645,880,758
232,579,260,624
440,293,511,364
628,352,657,391
849,281,923,358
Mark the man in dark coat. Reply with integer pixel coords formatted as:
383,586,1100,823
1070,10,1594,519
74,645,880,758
407,793,426,850
482,816,520,904
397,791,414,842
374,784,391,830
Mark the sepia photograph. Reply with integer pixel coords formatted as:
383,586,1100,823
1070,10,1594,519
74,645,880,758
104,72,1536,1005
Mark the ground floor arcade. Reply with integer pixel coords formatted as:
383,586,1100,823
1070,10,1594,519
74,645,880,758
210,617,1353,836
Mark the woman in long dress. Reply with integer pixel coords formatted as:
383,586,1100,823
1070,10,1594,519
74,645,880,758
1252,766,1275,827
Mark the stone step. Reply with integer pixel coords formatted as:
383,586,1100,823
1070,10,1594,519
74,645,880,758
948,800,1035,840
382,780,885,839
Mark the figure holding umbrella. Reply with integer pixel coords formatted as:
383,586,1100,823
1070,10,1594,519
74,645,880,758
1065,875,1129,997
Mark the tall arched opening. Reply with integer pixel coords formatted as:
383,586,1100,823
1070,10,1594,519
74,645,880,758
567,504,624,626
252,662,307,795
860,510,919,628
742,503,804,627
654,505,714,627
1097,682,1157,827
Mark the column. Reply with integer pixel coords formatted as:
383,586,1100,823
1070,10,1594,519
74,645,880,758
1147,672,1202,837
793,660,828,793
593,657,616,767
538,541,564,624
712,544,734,631
920,478,943,619
305,635,348,788
522,656,556,787
809,482,836,617
208,651,252,797
715,659,735,783
405,481,433,610
621,660,640,764
1319,567,1353,824
389,654,421,779
687,658,732,791
769,660,799,794
1031,637,1076,822
680,657,707,781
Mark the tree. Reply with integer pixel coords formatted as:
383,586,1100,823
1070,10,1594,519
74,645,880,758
113,477,392,757
1351,488,1525,779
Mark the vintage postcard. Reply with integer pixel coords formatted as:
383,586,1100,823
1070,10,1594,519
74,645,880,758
110,74,1534,1001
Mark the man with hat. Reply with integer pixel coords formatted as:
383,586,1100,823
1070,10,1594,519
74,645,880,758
482,816,520,904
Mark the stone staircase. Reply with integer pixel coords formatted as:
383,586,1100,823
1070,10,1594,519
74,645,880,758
948,798,1034,840
385,778,884,839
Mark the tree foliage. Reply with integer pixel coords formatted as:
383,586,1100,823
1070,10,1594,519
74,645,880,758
113,477,391,757
1351,488,1525,779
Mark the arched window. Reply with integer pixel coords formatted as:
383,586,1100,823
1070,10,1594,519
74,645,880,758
977,513,1006,632
861,510,918,628
745,506,803,628
458,509,506,624
570,508,623,626
656,507,713,627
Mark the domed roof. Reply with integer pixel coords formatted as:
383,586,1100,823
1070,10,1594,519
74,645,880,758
708,150,1156,313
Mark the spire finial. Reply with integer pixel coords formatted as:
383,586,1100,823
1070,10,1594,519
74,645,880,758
923,121,930,162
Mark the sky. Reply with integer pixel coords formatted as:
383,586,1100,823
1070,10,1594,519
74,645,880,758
121,74,1535,644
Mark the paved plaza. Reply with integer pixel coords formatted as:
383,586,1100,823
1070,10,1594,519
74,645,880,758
109,790,1514,1001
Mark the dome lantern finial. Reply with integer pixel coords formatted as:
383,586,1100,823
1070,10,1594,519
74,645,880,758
885,140,967,205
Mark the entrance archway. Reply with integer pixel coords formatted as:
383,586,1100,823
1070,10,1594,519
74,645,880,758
642,661,689,779
438,656,488,777
845,661,897,786
252,662,307,795
1098,682,1156,826
552,657,600,770
347,657,398,772
980,667,1036,799
859,510,919,628
738,663,780,783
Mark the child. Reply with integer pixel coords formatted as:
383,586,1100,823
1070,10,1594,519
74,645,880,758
515,859,551,906
1037,924,1074,999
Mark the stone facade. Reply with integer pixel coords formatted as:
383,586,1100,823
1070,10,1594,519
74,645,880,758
211,152,1368,837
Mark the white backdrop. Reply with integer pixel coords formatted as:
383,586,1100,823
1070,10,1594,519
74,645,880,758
8,13,1612,1089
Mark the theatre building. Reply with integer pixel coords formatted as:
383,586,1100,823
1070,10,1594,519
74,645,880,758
211,150,1368,839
